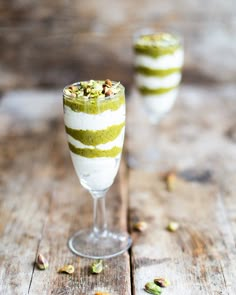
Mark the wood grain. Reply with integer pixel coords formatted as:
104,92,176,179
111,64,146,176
127,84,236,294
0,94,131,295
0,82,236,294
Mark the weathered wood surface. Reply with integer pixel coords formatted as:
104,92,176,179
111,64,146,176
127,84,236,294
0,94,131,295
0,83,236,294
0,0,236,89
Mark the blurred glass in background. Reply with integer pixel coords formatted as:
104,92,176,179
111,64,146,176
0,0,235,91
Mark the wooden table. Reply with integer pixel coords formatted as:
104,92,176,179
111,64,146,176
0,84,236,294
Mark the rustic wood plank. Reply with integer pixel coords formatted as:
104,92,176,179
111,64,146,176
0,93,131,295
127,84,236,294
1,83,236,294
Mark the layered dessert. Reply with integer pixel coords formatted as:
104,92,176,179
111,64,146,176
134,33,184,123
63,80,125,191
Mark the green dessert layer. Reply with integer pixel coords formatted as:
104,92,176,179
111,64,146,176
135,66,181,77
134,46,180,58
68,143,122,158
134,33,182,58
65,122,125,146
138,85,178,95
64,95,125,114
63,79,125,114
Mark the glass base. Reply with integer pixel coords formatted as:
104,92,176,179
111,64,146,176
68,229,132,259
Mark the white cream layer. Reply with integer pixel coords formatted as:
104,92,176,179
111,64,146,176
143,88,178,116
135,72,181,89
135,49,184,69
67,127,125,150
71,153,121,191
64,104,125,131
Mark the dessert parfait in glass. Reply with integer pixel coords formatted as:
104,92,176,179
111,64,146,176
134,32,184,124
63,79,131,259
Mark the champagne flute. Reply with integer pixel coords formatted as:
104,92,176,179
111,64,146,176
63,79,132,259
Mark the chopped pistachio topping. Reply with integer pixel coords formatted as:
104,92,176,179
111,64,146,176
134,32,182,57
135,33,180,48
64,79,121,100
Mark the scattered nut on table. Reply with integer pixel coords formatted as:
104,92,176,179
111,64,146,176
154,277,170,288
166,221,179,232
36,253,49,270
57,264,75,274
133,221,148,232
145,282,162,294
91,260,104,274
165,171,177,192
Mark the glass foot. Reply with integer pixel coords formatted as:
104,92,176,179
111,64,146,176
68,229,132,259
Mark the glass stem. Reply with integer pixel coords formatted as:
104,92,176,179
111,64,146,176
90,190,108,237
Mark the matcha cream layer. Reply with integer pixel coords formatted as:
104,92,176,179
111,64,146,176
134,33,184,96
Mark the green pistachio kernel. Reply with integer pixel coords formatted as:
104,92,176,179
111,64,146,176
91,260,103,274
145,282,162,294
